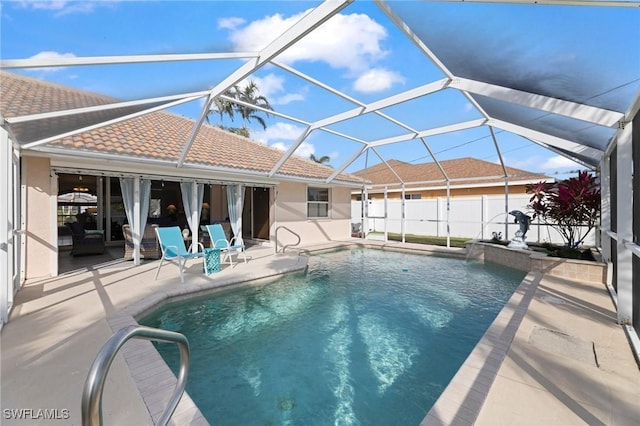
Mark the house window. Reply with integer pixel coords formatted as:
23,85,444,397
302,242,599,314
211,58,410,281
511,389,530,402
404,194,422,200
308,187,329,218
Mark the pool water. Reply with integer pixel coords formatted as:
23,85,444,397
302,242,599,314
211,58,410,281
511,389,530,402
140,249,525,425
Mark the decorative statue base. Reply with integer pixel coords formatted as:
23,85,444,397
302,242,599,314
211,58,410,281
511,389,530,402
508,210,531,250
508,230,529,249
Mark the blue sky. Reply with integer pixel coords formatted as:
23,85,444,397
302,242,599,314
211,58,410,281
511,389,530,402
2,0,639,178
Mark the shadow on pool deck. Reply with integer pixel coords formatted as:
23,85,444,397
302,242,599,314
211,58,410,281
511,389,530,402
1,239,638,425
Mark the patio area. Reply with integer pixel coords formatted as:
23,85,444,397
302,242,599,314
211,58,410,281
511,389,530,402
2,241,638,425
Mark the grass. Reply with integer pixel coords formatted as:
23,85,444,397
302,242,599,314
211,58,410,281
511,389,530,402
367,232,469,248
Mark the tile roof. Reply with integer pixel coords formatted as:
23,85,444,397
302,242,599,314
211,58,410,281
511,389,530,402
354,158,550,189
1,71,363,185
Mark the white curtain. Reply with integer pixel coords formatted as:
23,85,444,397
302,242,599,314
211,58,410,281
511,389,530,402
181,181,204,251
120,177,151,264
120,178,135,229
139,179,151,232
226,184,245,246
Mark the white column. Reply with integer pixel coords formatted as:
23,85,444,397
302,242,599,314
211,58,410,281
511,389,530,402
401,184,406,243
504,176,509,241
0,128,10,324
600,157,611,261
616,125,633,324
97,176,104,232
133,176,141,266
19,160,26,283
105,178,112,243
436,197,442,237
50,172,59,277
11,147,20,312
481,194,488,240
446,181,451,248
360,187,365,239
191,181,199,253
383,186,388,242
364,187,369,238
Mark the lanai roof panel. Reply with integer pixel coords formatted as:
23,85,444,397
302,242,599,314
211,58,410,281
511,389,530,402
389,1,640,112
474,94,616,152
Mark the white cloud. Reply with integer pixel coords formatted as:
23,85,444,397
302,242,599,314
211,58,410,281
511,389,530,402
273,92,306,105
540,155,583,170
270,140,316,159
270,141,288,151
501,155,540,172
217,17,245,30
26,51,76,72
503,154,583,174
18,0,109,16
353,68,404,93
293,141,316,159
238,73,306,106
253,122,317,159
18,1,70,10
226,10,391,76
247,74,283,99
252,121,305,145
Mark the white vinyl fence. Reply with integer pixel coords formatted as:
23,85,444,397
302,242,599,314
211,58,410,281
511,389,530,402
351,194,596,246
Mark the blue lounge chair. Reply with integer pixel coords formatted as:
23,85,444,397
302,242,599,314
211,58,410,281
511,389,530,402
154,226,204,283
205,223,247,266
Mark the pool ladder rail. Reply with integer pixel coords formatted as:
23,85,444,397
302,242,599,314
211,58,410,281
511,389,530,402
274,225,301,254
82,325,190,426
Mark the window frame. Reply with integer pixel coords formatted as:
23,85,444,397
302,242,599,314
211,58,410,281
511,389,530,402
307,186,330,219
404,193,422,200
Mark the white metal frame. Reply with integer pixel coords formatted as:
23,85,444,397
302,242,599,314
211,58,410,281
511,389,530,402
0,0,638,334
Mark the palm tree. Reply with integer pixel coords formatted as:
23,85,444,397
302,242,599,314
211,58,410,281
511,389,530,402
207,94,235,126
310,154,331,165
235,81,273,130
206,81,273,135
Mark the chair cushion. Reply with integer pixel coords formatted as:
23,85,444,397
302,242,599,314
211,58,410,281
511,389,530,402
69,222,85,235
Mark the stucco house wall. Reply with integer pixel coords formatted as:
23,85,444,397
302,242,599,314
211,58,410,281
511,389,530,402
356,183,533,200
23,156,55,280
274,181,351,248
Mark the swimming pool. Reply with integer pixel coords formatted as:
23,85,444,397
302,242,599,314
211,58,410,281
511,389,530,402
140,248,525,425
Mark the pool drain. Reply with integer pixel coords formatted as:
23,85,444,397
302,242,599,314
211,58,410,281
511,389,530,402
278,397,295,411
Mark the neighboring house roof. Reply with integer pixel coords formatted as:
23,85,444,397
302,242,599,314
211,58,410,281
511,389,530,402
0,71,363,185
354,158,550,190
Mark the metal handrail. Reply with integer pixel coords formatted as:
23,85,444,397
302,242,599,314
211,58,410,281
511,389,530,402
81,325,190,426
274,226,301,253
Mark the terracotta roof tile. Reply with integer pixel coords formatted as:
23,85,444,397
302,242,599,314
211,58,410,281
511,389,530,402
1,71,362,184
355,157,549,188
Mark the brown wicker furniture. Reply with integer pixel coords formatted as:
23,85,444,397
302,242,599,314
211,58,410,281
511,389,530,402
123,224,161,260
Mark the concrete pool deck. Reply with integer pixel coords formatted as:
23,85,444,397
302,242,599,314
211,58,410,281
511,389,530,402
1,239,638,425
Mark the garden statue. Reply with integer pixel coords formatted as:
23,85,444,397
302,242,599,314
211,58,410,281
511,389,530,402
508,210,531,249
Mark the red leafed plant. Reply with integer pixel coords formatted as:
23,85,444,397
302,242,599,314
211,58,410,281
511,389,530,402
526,170,601,249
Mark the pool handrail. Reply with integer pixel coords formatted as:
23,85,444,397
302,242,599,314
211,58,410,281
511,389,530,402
274,225,301,253
81,325,190,426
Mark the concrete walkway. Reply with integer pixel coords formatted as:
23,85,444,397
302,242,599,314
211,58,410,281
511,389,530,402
1,240,638,425
1,245,306,425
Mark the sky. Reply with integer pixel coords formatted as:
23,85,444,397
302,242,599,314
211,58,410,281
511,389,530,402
2,0,639,179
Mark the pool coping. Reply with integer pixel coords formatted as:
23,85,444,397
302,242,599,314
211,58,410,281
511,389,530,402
420,271,541,425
